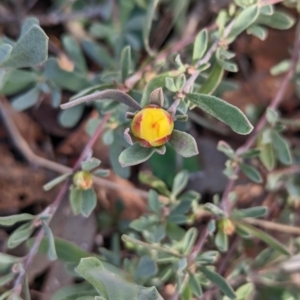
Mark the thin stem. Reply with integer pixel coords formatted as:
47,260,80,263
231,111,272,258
12,113,111,295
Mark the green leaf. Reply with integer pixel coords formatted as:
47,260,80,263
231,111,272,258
143,0,159,56
120,46,131,82
119,143,155,167
186,93,253,135
172,170,189,198
0,69,38,96
240,148,260,158
0,273,14,287
204,203,225,217
247,24,268,40
258,137,275,171
176,74,186,91
193,29,208,63
11,86,40,111
81,158,101,172
266,108,279,125
233,206,268,219
81,40,114,68
0,44,12,64
260,5,274,16
165,77,178,92
0,213,34,226
199,266,236,299
217,141,235,158
0,253,21,264
62,34,87,73
21,17,39,36
227,5,259,41
169,130,199,158
81,188,97,217
7,222,34,249
70,187,83,215
76,258,109,299
0,25,48,68
44,58,90,93
43,173,71,191
197,61,224,95
94,169,110,177
148,189,160,215
196,251,219,264
138,172,171,196
236,222,290,256
58,105,84,128
239,163,262,183
235,224,251,238
189,273,203,297
270,59,291,76
167,214,188,224
272,130,292,165
109,142,130,179
223,283,254,300
42,221,57,261
215,230,228,252
103,129,114,145
256,11,295,30
181,228,197,255
135,256,158,278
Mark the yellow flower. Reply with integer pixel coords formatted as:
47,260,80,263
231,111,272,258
131,105,174,147
73,171,93,190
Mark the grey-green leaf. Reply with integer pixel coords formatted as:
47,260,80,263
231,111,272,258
120,46,131,82
0,213,34,226
81,158,101,172
186,93,253,134
236,222,290,256
76,257,109,298
169,130,199,158
0,25,48,68
62,34,87,73
256,11,295,30
7,222,34,249
227,5,259,42
143,0,159,56
119,143,155,167
42,221,57,261
193,29,208,63
0,44,12,64
197,61,224,95
215,230,228,252
70,187,83,215
189,273,202,297
58,104,84,128
272,130,292,165
81,188,97,217
240,163,262,183
172,170,189,198
43,173,71,191
135,256,158,278
247,25,268,41
233,206,268,219
199,266,235,298
148,189,160,215
11,86,40,111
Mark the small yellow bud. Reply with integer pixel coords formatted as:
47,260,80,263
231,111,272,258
73,171,93,190
218,218,235,235
131,105,174,147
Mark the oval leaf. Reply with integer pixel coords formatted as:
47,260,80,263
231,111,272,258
119,143,155,167
187,93,253,134
193,29,208,63
240,163,262,183
169,130,199,158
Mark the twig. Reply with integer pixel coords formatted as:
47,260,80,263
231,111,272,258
10,113,111,295
221,25,300,215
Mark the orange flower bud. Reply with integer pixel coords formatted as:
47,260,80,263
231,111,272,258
131,105,174,147
218,218,235,235
73,171,93,190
